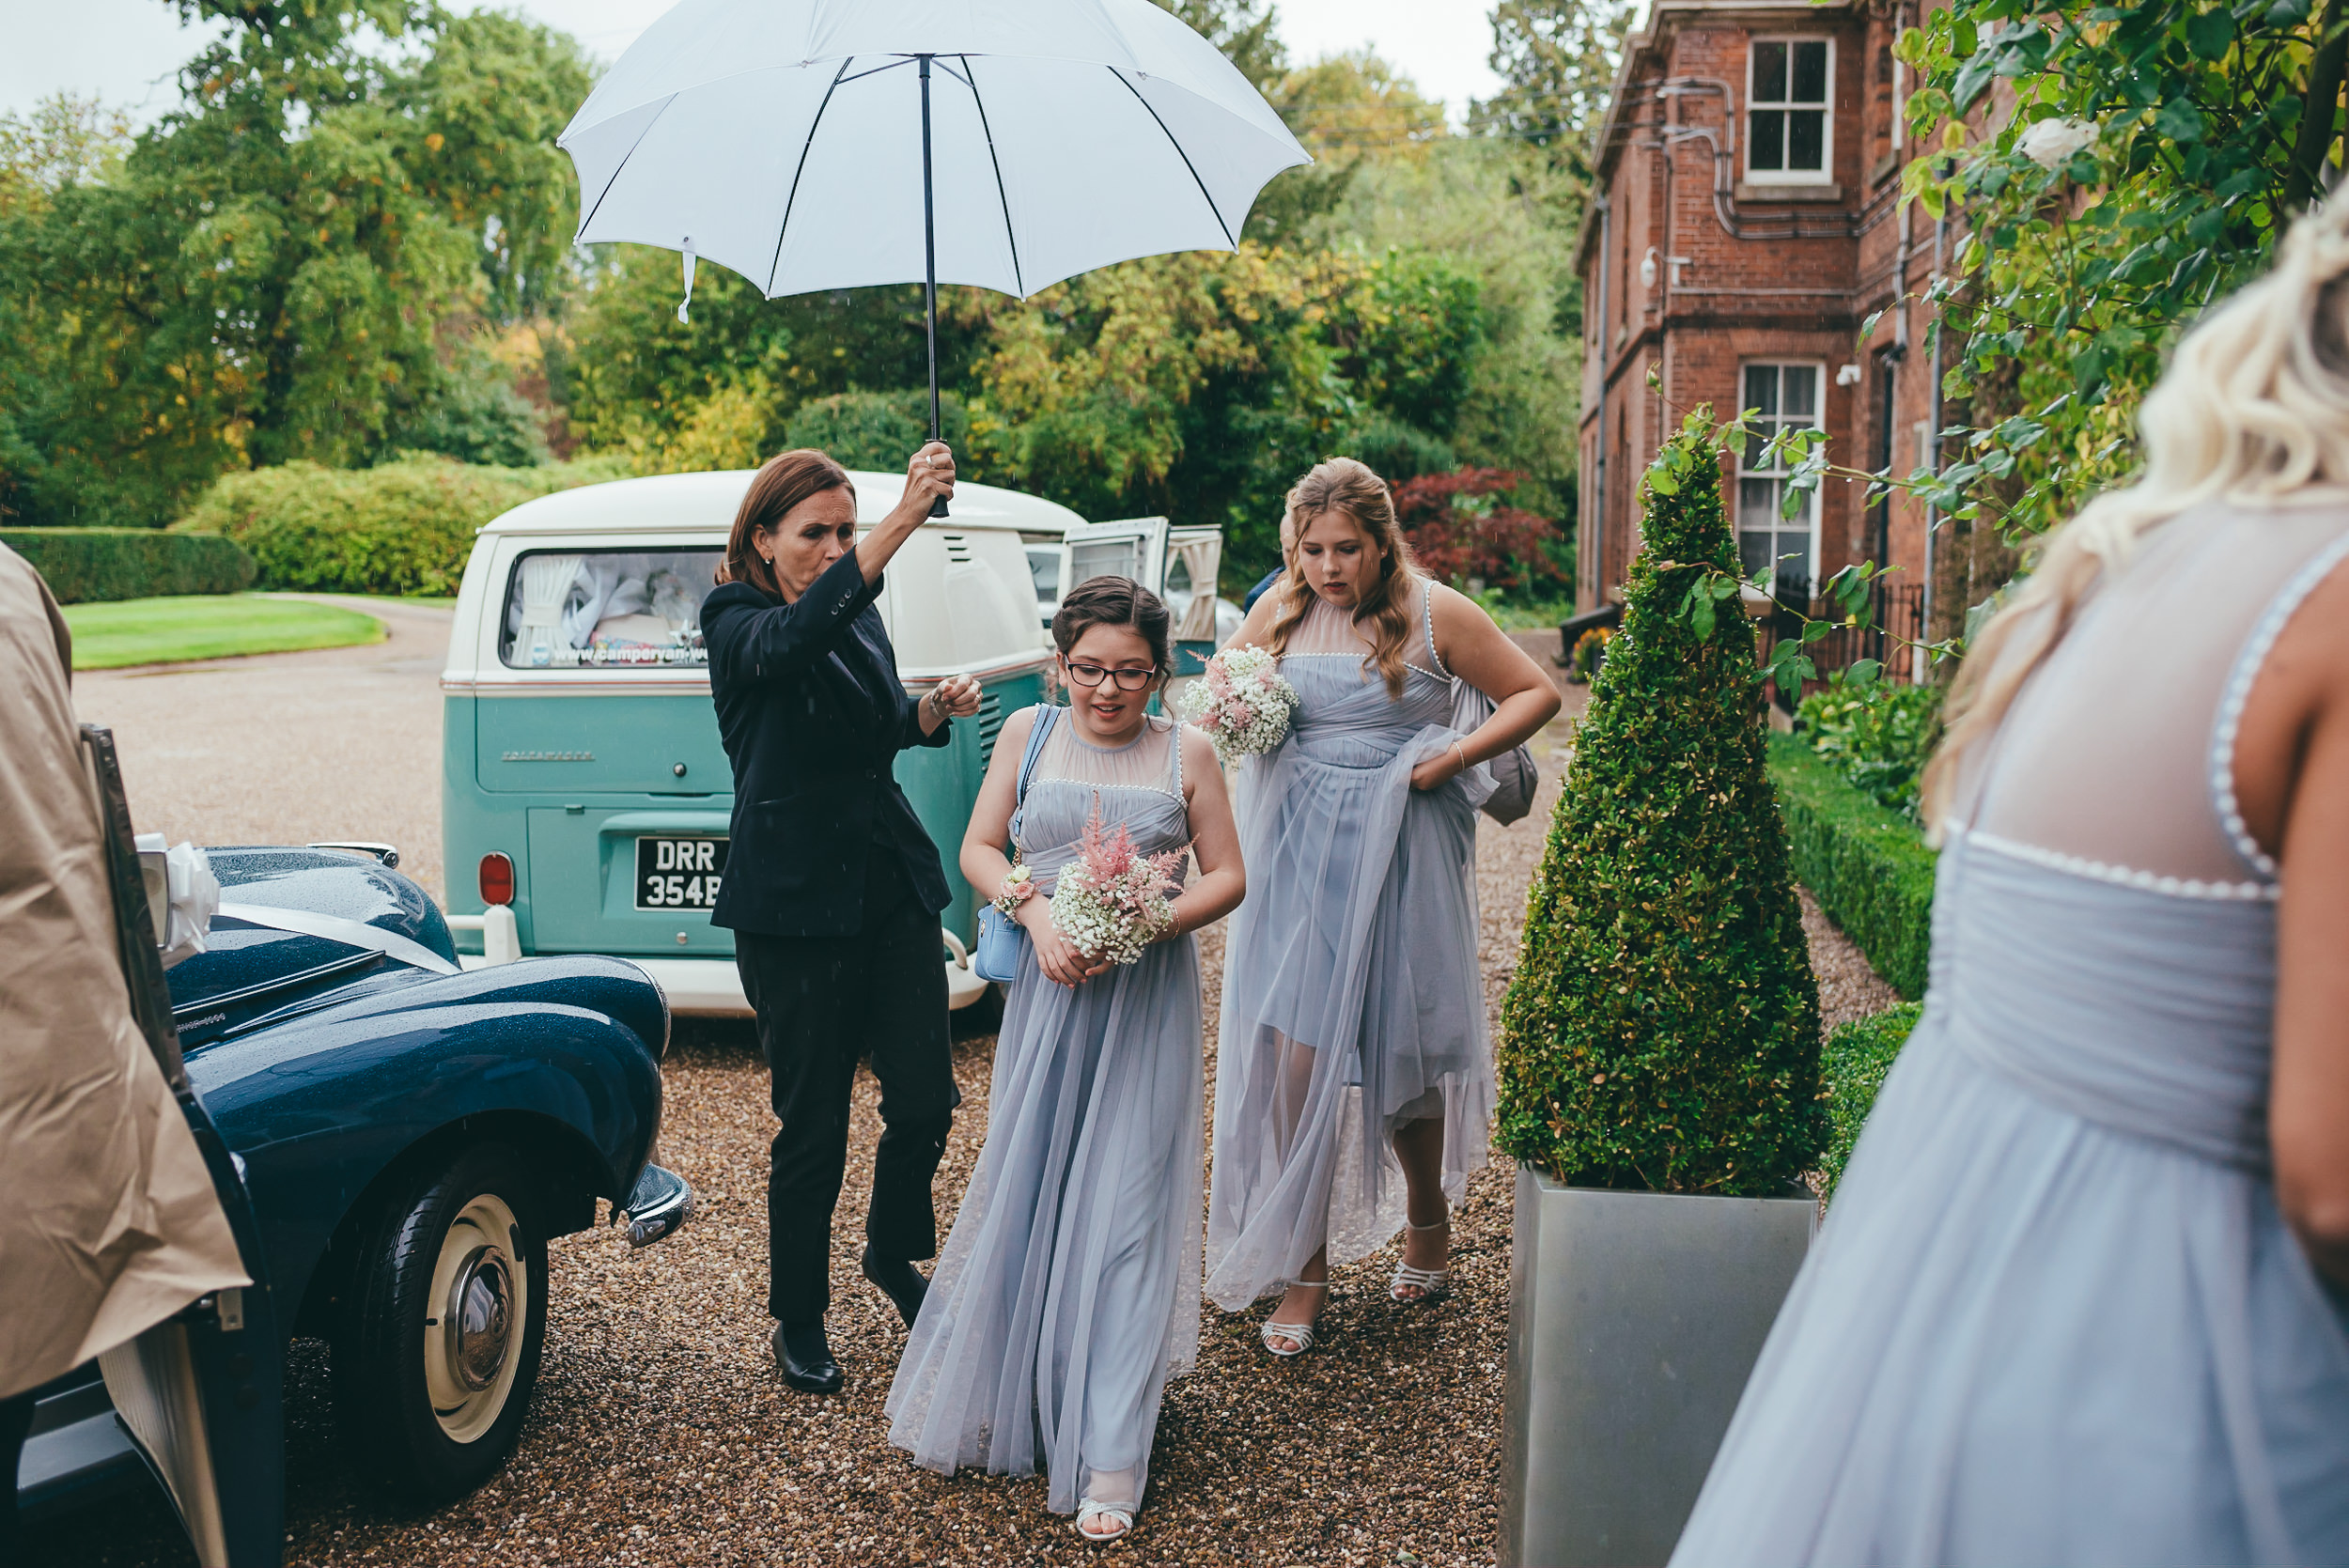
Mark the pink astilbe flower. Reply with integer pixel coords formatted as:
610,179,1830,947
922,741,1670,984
1050,795,1187,969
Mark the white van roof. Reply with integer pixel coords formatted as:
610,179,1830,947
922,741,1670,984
481,468,1086,536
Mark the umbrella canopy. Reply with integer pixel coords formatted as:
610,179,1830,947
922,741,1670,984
558,0,1312,303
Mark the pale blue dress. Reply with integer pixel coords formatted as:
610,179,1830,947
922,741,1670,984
1673,503,2349,1565
1206,582,1497,1309
885,709,1201,1519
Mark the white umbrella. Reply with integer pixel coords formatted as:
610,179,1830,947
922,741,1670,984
558,0,1312,509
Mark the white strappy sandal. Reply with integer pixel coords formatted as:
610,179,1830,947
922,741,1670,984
1076,1499,1135,1543
1391,1218,1453,1305
1261,1279,1330,1357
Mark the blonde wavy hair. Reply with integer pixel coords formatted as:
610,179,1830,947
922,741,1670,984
1921,197,2349,831
1266,457,1422,696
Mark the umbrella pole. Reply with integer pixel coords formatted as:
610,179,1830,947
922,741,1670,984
919,54,948,519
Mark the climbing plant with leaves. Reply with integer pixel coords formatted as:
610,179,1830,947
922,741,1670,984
1652,394,1959,697
1897,0,2347,545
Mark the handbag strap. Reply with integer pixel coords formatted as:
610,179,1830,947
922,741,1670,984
1008,704,1058,846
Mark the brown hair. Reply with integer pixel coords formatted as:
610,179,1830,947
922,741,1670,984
1266,456,1421,696
1052,576,1171,680
718,448,854,598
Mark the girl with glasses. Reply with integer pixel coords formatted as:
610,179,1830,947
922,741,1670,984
888,577,1244,1545
1206,458,1560,1357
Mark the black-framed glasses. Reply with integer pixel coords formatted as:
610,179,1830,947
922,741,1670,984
1062,659,1158,691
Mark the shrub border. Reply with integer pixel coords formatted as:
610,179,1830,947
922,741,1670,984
2,528,257,605
1767,731,1937,1000
1819,1001,1923,1199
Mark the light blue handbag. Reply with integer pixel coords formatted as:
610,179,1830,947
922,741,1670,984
972,706,1057,984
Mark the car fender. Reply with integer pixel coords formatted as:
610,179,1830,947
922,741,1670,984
185,955,666,1336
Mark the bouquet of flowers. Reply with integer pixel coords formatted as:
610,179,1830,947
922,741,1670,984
1177,644,1298,766
1049,800,1187,968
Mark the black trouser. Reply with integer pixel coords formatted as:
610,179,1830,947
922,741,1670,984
736,893,958,1326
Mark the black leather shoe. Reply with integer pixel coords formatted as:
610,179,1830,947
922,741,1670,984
772,1319,842,1395
862,1246,928,1329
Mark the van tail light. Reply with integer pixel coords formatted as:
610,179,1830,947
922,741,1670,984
479,852,516,907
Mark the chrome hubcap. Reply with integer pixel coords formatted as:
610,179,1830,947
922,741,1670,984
425,1190,527,1444
446,1247,514,1392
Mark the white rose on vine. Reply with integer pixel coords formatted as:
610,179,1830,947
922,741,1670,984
2017,116,2097,172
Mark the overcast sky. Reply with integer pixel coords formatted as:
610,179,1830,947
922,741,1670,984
1,0,1508,128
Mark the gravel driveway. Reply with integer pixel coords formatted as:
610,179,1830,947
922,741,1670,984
29,645,1896,1568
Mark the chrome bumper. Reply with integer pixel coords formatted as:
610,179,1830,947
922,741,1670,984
620,1162,693,1248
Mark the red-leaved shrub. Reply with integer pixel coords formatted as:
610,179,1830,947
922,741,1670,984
1393,468,1563,591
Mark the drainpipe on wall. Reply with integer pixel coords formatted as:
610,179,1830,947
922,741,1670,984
1922,208,1947,664
1592,195,1611,612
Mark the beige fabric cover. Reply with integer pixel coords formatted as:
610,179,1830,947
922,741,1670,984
0,544,245,1401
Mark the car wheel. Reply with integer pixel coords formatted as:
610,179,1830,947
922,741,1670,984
333,1142,549,1503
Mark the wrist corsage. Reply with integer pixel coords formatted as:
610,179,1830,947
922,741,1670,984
993,862,1035,917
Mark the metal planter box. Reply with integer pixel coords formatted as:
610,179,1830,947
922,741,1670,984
1501,1168,1816,1567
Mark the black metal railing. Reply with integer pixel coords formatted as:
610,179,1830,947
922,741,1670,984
1753,581,1927,700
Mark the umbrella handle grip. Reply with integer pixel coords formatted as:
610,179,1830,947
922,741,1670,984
930,494,950,519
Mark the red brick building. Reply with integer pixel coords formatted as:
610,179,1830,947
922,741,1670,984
1577,0,1950,677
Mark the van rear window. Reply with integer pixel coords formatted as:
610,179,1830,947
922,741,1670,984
501,550,724,669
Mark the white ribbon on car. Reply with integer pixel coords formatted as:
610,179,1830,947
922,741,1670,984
214,903,461,976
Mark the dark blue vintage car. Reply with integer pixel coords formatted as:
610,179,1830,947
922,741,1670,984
21,730,688,1564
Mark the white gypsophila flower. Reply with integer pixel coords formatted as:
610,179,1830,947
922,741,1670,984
2016,116,2097,172
1047,866,1171,968
1177,644,1299,767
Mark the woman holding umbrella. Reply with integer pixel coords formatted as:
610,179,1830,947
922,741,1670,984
701,441,980,1396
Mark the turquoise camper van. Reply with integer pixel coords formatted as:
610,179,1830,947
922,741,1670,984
440,468,1194,1016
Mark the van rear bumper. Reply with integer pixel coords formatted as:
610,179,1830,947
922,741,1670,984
456,949,990,1015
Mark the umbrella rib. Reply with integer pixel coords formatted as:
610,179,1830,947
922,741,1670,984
575,93,678,241
839,57,917,86
768,57,858,297
1105,67,1233,250
957,56,1026,299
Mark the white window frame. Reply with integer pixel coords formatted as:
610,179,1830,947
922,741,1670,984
1745,36,1835,185
1736,361,1827,598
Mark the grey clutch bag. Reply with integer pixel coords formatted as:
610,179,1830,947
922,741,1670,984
1451,680,1540,825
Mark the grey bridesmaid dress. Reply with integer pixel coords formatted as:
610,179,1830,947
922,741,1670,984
885,708,1202,1521
1206,582,1497,1310
1672,503,2349,1565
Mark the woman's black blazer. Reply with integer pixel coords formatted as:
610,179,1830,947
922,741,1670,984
701,549,952,938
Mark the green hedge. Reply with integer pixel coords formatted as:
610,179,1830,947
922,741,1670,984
1820,1002,1923,1199
174,455,630,598
1,528,257,605
1767,731,1938,1000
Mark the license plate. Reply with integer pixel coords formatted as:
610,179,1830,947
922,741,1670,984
634,836,727,911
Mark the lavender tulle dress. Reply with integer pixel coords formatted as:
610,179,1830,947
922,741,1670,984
1206,582,1497,1309
885,708,1201,1520
1673,503,2349,1565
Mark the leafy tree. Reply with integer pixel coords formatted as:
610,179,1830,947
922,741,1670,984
1498,411,1824,1195
561,247,992,467
0,96,132,216
1249,50,1448,245
1302,136,1584,527
957,244,1487,577
784,392,972,474
1472,0,1641,184
0,4,591,526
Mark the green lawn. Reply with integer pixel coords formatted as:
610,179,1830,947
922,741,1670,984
63,594,386,670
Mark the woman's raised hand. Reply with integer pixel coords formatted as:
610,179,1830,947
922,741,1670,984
1018,900,1110,987
857,442,960,586
895,441,957,519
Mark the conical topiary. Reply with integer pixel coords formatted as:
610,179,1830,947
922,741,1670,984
1497,409,1824,1195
